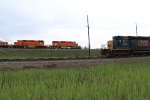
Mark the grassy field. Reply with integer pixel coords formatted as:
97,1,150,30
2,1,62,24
0,60,149,99
0,49,100,59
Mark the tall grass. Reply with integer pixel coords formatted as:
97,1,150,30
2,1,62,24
0,49,100,59
0,60,149,99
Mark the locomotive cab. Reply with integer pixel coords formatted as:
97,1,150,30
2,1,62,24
107,40,113,50
101,40,113,57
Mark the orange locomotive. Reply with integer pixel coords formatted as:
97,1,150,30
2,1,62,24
13,40,46,48
0,40,9,48
50,41,81,49
0,40,81,49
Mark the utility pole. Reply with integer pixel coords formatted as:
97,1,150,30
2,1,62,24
136,23,138,36
87,15,91,57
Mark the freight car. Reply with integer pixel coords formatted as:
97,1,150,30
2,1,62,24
101,36,150,57
13,40,46,48
50,41,81,49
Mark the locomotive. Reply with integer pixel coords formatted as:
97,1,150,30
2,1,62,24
101,36,150,57
0,40,81,49
13,40,46,48
0,40,9,48
50,41,81,49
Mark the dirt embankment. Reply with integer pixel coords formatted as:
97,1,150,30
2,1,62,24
0,56,150,71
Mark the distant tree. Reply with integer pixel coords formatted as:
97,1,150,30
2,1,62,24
83,46,88,49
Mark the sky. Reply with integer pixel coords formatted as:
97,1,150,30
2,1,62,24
0,0,150,48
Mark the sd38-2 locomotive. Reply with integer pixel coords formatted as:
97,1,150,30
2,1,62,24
101,36,150,57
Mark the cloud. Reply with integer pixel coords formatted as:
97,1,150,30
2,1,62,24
0,0,150,48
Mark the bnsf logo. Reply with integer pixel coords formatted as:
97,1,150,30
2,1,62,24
138,40,149,47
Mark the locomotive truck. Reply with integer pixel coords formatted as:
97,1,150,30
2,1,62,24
101,36,150,57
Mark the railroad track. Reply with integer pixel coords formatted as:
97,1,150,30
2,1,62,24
0,56,100,62
0,56,150,71
0,54,149,62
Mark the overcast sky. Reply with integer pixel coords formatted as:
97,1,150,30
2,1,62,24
0,0,150,48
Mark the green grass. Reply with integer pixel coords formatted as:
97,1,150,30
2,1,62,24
0,60,150,100
0,49,100,59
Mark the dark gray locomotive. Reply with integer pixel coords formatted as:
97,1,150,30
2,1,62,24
101,36,150,57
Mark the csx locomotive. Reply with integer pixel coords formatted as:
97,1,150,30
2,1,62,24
101,36,150,57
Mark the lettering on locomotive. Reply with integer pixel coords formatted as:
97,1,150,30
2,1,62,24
138,40,149,47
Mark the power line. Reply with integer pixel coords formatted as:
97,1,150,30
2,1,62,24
87,15,91,57
135,23,138,36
